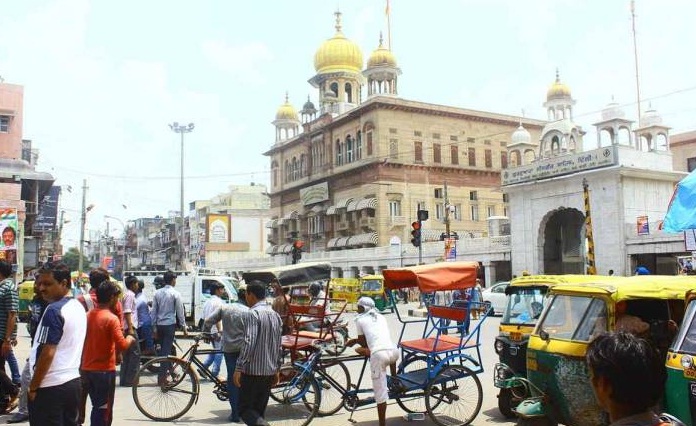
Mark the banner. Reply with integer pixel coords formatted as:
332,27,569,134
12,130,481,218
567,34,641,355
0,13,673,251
0,209,18,264
101,256,114,272
206,214,231,243
637,215,650,236
34,186,61,232
444,238,457,261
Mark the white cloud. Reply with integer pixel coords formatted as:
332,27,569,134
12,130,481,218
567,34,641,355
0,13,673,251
201,40,273,84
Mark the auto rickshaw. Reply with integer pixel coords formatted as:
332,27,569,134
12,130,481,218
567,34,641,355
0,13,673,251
665,289,696,426
18,280,35,322
359,274,396,312
494,274,615,418
329,278,361,310
515,275,695,426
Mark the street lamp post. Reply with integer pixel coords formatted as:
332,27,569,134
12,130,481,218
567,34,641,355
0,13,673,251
105,215,128,279
169,122,195,270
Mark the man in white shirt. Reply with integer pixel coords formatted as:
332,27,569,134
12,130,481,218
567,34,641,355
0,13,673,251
119,276,140,386
346,297,400,426
201,282,225,379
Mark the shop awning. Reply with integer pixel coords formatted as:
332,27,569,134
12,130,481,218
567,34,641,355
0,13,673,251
283,210,300,220
310,205,325,214
347,232,379,247
278,243,293,254
334,198,354,209
327,237,339,248
326,206,338,216
266,219,279,228
356,198,377,210
346,199,358,212
335,236,351,247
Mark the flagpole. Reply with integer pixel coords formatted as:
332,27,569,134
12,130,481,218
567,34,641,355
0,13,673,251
386,0,392,50
630,0,642,125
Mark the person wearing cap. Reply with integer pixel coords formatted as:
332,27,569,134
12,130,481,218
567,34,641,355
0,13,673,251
635,266,651,275
346,297,401,426
200,282,226,380
204,284,249,422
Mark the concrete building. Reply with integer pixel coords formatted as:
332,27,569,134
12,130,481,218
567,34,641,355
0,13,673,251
503,80,687,276
671,130,696,172
261,12,542,281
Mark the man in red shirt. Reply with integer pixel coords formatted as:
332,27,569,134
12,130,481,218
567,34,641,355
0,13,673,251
81,281,135,426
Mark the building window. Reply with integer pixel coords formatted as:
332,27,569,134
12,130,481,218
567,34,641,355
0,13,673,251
346,136,354,163
434,188,444,199
484,139,491,145
468,148,476,166
688,157,696,172
432,133,441,140
454,204,462,220
414,130,422,137
389,200,401,217
470,205,479,221
502,193,509,203
389,139,398,159
436,203,444,220
414,141,423,162
503,206,509,217
487,205,496,218
469,191,478,201
336,139,342,165
367,131,373,156
485,149,492,168
501,152,508,169
450,135,458,141
389,128,398,134
0,116,9,133
500,141,507,147
433,143,441,163
356,131,362,160
451,145,459,165
467,137,475,143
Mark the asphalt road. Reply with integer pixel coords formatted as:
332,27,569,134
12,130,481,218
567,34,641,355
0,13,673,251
7,302,515,426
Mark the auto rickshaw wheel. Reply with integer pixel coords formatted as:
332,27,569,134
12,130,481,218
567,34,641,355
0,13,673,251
498,388,515,419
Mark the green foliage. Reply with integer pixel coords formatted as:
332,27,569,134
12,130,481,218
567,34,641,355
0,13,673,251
61,247,89,272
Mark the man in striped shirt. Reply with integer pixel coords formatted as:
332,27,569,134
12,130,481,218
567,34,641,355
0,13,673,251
232,281,282,426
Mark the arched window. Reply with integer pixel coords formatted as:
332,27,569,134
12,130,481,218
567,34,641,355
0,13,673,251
300,154,306,177
336,139,342,165
655,133,668,151
356,131,362,160
551,135,560,154
271,161,278,186
330,82,338,97
284,160,290,183
345,83,353,103
346,135,354,163
292,157,298,181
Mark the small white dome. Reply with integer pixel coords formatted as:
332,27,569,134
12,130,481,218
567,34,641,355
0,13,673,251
601,102,625,121
511,124,531,145
641,108,662,127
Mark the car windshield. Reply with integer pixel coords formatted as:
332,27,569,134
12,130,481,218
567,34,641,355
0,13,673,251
362,279,382,292
671,299,696,353
537,294,607,342
501,287,546,325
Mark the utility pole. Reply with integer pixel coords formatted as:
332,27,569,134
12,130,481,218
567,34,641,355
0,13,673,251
169,122,195,271
78,179,87,275
444,181,451,238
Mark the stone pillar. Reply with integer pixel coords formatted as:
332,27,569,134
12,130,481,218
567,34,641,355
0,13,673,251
342,268,355,278
482,261,494,288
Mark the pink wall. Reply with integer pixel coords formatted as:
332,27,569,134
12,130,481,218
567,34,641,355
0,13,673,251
0,83,24,160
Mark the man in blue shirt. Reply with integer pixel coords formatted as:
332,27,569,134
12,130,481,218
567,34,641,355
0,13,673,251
151,271,187,381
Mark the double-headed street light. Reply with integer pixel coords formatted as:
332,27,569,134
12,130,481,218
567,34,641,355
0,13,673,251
169,122,194,270
104,215,128,279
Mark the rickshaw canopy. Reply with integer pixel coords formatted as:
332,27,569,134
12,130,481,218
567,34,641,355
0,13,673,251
547,275,696,302
242,262,331,287
382,261,478,292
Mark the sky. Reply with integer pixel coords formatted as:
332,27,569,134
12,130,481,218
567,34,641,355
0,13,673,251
1,0,695,247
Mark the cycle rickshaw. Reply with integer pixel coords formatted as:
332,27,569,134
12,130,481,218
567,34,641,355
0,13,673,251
273,261,489,426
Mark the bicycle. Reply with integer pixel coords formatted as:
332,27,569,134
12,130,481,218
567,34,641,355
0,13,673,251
132,333,228,421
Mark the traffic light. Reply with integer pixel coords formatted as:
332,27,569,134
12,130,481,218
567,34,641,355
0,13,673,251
291,240,304,264
411,221,421,247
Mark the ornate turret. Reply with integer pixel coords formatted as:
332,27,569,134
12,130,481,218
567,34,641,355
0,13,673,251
272,93,300,142
363,33,401,97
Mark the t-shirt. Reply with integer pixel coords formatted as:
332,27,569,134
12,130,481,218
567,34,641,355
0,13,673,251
0,278,18,339
77,288,124,327
29,297,87,388
355,311,396,353
122,289,138,331
202,295,224,333
82,307,132,371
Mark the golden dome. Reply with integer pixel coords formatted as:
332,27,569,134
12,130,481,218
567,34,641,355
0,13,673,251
313,12,363,74
275,94,298,121
547,69,571,100
367,34,397,68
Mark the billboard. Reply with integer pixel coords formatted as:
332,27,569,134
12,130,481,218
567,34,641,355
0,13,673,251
34,186,61,232
206,214,231,243
0,209,18,264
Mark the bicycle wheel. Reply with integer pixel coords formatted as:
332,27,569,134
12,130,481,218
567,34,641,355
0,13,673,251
425,365,482,426
133,356,199,421
324,328,348,356
267,367,320,426
144,345,178,373
395,355,433,414
316,360,350,416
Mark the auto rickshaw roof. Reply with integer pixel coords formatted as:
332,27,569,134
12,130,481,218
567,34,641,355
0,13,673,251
548,275,696,301
509,274,614,289
382,261,478,292
360,275,383,280
242,262,331,287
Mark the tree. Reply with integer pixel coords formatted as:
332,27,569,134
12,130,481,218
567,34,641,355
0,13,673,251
61,247,90,272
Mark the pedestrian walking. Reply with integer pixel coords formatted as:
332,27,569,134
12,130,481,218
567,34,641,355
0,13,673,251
200,282,226,379
203,288,249,422
134,280,154,356
81,281,136,426
119,276,140,386
346,297,401,426
151,271,187,383
7,281,47,423
232,281,282,426
0,261,19,413
28,263,87,426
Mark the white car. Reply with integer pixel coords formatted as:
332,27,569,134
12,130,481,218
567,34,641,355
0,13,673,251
482,281,510,316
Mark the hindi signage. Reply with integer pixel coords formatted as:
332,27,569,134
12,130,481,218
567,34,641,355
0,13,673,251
502,147,616,185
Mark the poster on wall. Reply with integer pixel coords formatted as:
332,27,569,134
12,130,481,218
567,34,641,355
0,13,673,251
206,214,231,243
444,238,457,261
637,215,650,236
0,209,18,265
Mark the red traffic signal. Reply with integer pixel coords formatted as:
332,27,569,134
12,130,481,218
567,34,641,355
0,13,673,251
411,221,421,230
411,221,422,247
293,240,304,250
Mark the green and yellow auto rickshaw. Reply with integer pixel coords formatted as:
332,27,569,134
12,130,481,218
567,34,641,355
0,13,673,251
18,280,35,322
515,275,695,426
665,289,696,426
494,274,607,418
360,274,396,312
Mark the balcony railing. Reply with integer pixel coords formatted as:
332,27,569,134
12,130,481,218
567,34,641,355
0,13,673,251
359,217,376,229
390,215,407,226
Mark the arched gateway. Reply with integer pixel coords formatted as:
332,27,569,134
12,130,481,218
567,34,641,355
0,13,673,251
539,207,586,274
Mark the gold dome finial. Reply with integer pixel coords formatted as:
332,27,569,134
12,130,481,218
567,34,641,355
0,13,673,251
367,32,397,68
334,9,342,33
313,11,363,74
555,67,560,82
275,93,298,121
379,31,384,47
285,91,289,103
547,68,571,101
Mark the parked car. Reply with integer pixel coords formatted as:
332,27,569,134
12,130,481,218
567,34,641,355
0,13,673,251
482,281,510,315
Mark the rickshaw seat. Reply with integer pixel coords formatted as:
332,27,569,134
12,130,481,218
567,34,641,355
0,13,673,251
295,330,334,341
399,337,461,353
281,335,316,350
